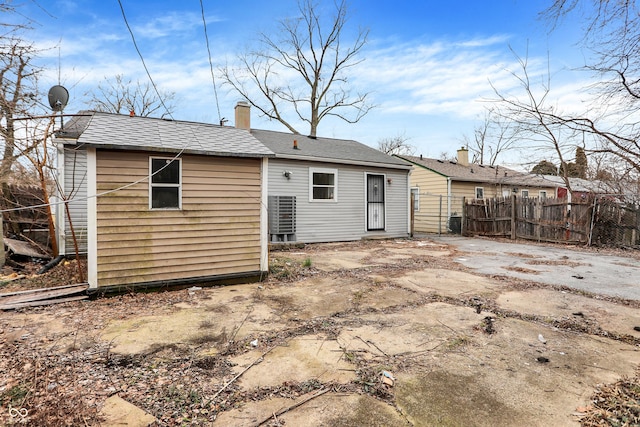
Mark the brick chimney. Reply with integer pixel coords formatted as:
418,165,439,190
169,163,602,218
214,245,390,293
234,101,250,130
457,147,469,166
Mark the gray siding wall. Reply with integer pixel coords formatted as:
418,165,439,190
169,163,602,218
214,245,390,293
62,147,88,255
268,158,409,243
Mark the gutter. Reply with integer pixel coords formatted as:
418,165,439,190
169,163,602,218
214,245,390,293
275,154,413,171
447,177,452,229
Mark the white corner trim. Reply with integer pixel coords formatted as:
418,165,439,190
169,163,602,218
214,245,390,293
260,158,269,272
87,148,98,288
56,145,66,255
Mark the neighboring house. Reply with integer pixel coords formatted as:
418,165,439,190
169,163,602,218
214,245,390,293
397,148,556,233
232,103,413,243
54,111,274,290
533,175,613,200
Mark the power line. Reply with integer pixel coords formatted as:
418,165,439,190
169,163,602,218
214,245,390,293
200,0,223,125
116,0,174,121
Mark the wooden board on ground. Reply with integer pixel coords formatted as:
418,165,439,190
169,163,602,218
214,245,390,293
0,283,89,310
4,238,49,258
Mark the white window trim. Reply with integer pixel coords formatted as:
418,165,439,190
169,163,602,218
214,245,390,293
475,186,484,199
149,156,182,210
539,190,547,200
411,187,420,211
521,190,529,198
309,167,338,202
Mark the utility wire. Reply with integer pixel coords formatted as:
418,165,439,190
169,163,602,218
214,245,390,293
1,3,264,216
200,0,223,125
116,0,174,121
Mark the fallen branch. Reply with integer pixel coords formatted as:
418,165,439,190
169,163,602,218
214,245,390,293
209,346,276,402
228,307,253,344
252,387,331,427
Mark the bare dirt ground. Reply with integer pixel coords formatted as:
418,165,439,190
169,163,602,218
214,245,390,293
0,237,639,426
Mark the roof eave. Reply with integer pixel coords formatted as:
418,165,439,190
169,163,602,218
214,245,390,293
274,153,413,170
82,143,275,158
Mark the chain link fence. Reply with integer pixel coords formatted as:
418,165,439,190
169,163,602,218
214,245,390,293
412,192,466,235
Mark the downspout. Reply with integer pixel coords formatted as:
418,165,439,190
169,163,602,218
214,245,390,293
260,157,269,276
407,169,412,236
447,177,452,230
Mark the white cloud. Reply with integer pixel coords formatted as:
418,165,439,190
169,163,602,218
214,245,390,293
133,11,221,39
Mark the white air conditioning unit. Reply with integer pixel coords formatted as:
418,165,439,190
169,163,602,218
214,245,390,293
268,196,296,242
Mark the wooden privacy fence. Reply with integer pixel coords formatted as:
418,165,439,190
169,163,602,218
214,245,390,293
464,195,640,248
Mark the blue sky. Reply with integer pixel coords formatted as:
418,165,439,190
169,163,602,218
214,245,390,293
13,1,592,168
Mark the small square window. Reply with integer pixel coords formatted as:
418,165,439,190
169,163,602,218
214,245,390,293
539,190,547,200
150,157,181,209
310,168,337,202
521,190,529,198
475,187,484,199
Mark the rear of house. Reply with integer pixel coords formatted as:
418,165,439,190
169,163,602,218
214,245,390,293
234,103,412,243
55,112,273,290
264,153,411,243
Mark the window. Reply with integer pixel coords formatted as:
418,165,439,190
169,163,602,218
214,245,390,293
310,168,337,201
411,188,420,211
539,190,547,200
475,187,484,199
521,190,529,198
150,157,181,209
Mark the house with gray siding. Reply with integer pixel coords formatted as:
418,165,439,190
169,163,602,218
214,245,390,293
233,103,413,243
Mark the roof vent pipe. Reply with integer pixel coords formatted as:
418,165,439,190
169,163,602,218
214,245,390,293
293,140,299,149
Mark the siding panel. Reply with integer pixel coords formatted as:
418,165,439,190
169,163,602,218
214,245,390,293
411,169,449,233
95,150,263,287
62,147,88,255
268,159,409,243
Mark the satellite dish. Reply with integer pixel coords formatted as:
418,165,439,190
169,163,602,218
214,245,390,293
48,85,69,112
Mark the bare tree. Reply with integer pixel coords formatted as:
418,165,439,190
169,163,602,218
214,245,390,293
0,38,41,182
463,107,520,166
16,116,59,255
220,0,373,137
439,151,457,162
490,50,594,192
86,74,176,118
377,133,414,156
537,1,640,176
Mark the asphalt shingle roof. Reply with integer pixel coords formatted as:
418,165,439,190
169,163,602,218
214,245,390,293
252,129,412,169
399,155,554,187
400,155,520,181
62,112,274,158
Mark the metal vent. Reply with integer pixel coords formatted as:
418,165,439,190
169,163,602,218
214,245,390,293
268,196,296,241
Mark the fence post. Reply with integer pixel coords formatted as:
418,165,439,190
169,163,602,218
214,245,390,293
461,197,466,236
587,196,598,247
511,194,516,240
438,195,442,235
0,214,3,268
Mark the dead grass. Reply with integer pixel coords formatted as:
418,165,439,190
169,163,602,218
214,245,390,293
579,369,640,426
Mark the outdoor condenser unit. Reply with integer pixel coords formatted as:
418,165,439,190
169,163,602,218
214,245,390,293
268,196,296,242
